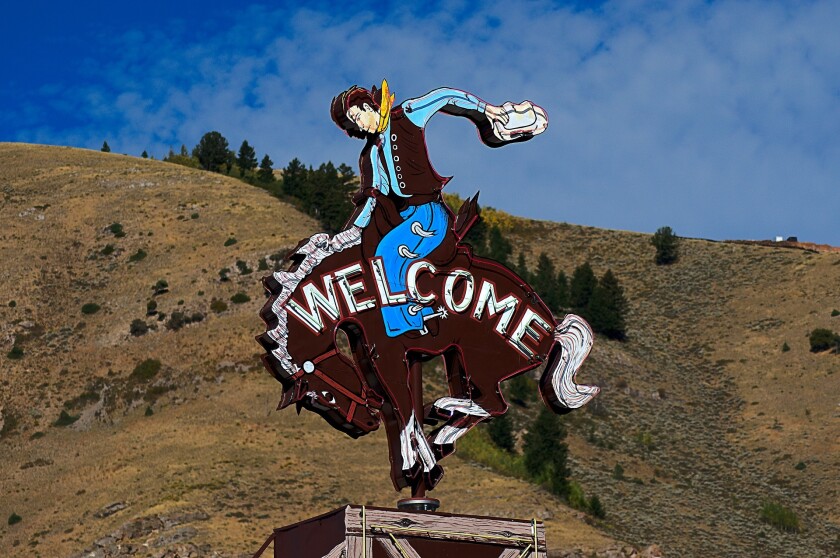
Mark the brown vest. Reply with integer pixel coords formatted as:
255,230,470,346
383,107,451,205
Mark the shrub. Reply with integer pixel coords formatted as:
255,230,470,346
152,279,169,296
588,495,606,519
81,303,101,315
760,501,800,533
64,391,99,410
612,463,625,480
210,299,228,313
219,268,230,282
487,415,515,453
131,359,162,382
809,328,840,353
781,342,790,352
457,426,527,479
8,513,22,526
794,461,806,471
230,292,251,304
651,226,679,265
128,249,147,262
53,410,79,427
166,312,187,331
145,406,154,416
831,309,839,317
190,312,205,323
7,345,24,359
258,258,269,271
224,237,237,247
567,480,588,511
146,300,158,315
152,279,169,295
236,260,252,275
100,244,115,256
109,223,126,237
128,318,149,337
191,213,199,219
8,300,16,307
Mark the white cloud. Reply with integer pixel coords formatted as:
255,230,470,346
15,0,840,244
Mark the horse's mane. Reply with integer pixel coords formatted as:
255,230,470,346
260,227,363,377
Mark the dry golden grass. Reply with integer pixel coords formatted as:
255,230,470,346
1,143,837,557
0,144,623,558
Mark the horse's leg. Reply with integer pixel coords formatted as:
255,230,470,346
373,346,440,492
427,345,513,462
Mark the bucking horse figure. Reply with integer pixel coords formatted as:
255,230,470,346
256,82,600,497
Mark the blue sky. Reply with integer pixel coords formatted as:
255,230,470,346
3,0,839,245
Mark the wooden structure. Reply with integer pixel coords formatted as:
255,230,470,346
253,505,547,558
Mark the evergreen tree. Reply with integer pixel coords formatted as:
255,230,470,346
257,154,275,183
193,131,231,172
570,262,597,319
515,252,531,283
533,253,560,312
307,162,355,233
101,141,111,153
488,414,515,453
237,140,258,176
281,158,308,200
651,226,680,265
141,150,148,159
464,218,489,257
556,270,570,310
523,407,570,496
180,144,189,157
166,147,175,160
487,225,513,265
588,269,628,340
509,374,535,405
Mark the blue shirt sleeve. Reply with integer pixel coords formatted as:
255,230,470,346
403,88,488,128
354,146,390,227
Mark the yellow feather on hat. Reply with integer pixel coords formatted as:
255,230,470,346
376,79,395,133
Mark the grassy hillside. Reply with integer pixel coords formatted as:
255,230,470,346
0,144,621,558
1,143,837,557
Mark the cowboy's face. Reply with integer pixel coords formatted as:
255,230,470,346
347,103,379,134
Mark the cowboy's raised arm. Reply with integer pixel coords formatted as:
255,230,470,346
403,88,506,128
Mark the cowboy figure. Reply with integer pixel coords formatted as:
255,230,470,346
331,81,523,337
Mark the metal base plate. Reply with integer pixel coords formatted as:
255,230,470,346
396,497,441,512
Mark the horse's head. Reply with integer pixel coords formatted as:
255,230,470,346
259,323,383,438
257,234,383,438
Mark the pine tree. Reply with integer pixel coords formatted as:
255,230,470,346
141,150,148,159
180,144,189,157
193,131,231,172
101,141,111,153
509,374,535,405
515,252,531,283
523,407,570,496
237,140,258,176
281,158,308,199
464,218,489,257
487,414,515,453
258,154,275,183
570,262,597,319
487,225,513,265
651,226,680,265
556,270,570,310
588,269,628,340
533,253,560,312
305,162,356,233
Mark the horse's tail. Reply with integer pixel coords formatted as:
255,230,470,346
539,314,600,414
